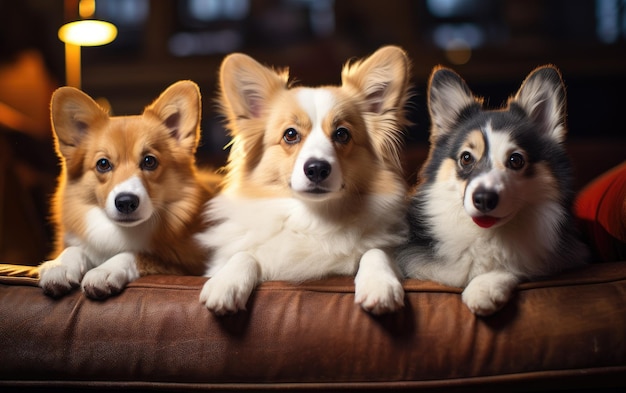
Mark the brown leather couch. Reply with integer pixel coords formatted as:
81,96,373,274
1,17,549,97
1,142,625,392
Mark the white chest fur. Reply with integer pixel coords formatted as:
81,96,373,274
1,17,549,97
200,194,406,281
66,207,152,265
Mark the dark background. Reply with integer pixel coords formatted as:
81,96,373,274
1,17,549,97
7,1,626,148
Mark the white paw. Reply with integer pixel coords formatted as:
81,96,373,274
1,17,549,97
81,267,129,299
355,273,404,315
200,252,260,315
462,272,517,316
354,249,405,315
80,252,139,300
199,277,255,315
39,259,82,298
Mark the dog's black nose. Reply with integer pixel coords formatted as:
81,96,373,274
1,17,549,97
304,159,331,183
473,189,499,213
115,193,140,214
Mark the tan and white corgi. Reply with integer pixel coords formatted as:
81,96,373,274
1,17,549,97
198,46,412,315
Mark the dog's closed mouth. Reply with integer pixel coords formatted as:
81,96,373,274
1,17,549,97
114,216,143,225
472,215,499,229
307,187,330,194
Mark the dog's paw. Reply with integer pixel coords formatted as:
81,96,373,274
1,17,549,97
354,249,405,315
81,267,128,299
200,252,260,315
39,260,82,298
355,271,405,315
355,279,405,315
199,277,255,315
462,272,518,316
80,253,139,300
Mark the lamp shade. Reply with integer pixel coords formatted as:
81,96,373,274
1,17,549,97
58,20,117,46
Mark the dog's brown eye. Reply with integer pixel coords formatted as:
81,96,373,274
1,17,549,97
333,127,351,144
459,151,474,167
508,152,525,170
141,155,159,171
96,158,112,173
283,128,300,144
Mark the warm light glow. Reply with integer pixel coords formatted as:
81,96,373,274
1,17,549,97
79,0,96,18
58,20,117,46
64,43,82,88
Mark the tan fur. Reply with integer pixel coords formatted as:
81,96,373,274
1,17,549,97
530,162,561,203
463,130,485,160
49,81,220,276
435,158,458,183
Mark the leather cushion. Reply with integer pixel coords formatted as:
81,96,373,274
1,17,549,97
1,263,625,390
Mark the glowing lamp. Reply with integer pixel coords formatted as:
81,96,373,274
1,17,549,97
58,20,117,89
58,20,117,46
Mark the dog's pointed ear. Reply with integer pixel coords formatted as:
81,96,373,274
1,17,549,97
50,86,109,160
341,46,411,170
428,66,478,140
219,53,289,124
145,80,201,153
341,45,410,116
511,65,567,143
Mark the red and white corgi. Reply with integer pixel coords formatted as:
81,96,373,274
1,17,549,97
198,46,411,315
39,81,220,299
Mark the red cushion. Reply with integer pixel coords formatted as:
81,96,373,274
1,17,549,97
575,161,626,262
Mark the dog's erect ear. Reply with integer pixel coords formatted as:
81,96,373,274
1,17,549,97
145,80,201,153
50,87,109,160
428,66,478,140
341,45,410,116
219,53,289,124
511,65,567,143
341,46,411,170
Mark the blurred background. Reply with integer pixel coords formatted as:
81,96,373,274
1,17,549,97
1,0,625,263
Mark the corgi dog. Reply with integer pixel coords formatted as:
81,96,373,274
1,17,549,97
397,65,587,316
39,81,220,299
198,46,411,315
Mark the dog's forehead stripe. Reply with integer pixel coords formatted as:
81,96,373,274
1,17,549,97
483,125,516,169
296,88,336,129
295,88,337,162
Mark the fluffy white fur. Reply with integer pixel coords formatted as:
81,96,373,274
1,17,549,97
39,205,149,298
199,193,407,313
416,178,570,314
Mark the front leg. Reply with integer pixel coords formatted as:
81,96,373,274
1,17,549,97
81,252,140,300
354,248,405,315
39,246,92,298
200,251,260,315
462,270,519,316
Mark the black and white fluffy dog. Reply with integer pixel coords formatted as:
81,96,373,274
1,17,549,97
397,65,587,316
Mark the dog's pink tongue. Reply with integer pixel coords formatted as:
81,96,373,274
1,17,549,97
472,216,498,228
